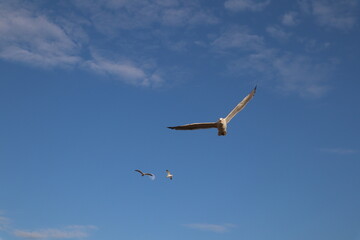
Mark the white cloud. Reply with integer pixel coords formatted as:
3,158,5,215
282,11,299,26
13,225,97,239
14,229,85,239
212,27,264,51
0,4,81,67
65,225,98,230
0,216,10,231
211,25,333,98
0,212,96,240
228,49,333,97
224,0,270,12
0,1,167,87
184,223,235,233
73,0,217,33
161,7,218,26
85,54,164,87
297,37,331,52
299,0,357,30
266,25,291,40
272,54,331,97
321,148,357,154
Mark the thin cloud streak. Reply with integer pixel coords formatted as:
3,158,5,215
224,0,270,12
13,225,97,239
13,229,87,239
184,223,236,233
85,54,164,87
0,213,96,240
321,148,357,155
299,0,358,30
212,27,265,52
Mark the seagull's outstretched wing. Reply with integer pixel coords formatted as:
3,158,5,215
225,86,257,124
144,173,154,177
168,122,217,130
135,169,144,175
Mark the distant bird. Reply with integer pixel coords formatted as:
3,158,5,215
166,170,173,180
135,169,155,180
168,86,257,136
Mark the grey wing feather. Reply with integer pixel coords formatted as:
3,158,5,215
168,122,217,130
135,169,144,175
144,173,154,176
225,86,257,124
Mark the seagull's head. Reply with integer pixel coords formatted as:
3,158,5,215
218,118,226,125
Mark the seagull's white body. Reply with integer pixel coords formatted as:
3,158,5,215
166,170,173,180
168,86,256,136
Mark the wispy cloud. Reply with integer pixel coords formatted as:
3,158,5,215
73,0,218,34
13,225,97,239
161,7,218,26
0,1,166,87
212,27,264,52
299,0,358,30
0,216,10,231
228,49,333,97
224,0,270,12
212,26,333,97
184,223,236,233
266,25,291,40
282,11,299,26
85,53,164,87
13,226,95,239
0,3,81,67
271,53,331,97
321,148,357,154
0,213,96,240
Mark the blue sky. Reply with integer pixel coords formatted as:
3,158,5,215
1,0,359,239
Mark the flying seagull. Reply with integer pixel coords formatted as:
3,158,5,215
135,169,155,180
166,170,173,180
168,86,257,136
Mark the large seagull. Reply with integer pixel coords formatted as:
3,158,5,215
168,86,257,136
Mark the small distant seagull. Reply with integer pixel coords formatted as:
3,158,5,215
135,169,155,180
168,86,257,136
166,170,173,180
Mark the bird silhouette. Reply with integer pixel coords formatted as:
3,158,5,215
166,170,173,180
168,86,256,136
135,169,155,179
